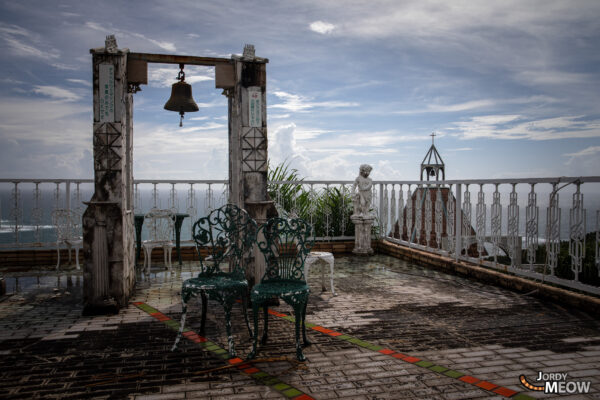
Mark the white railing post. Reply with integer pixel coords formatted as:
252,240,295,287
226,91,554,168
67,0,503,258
65,181,71,211
454,183,462,260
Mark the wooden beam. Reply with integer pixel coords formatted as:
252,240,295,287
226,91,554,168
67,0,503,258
128,52,231,66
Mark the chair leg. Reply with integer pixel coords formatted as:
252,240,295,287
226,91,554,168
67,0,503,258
199,291,208,336
223,303,236,357
247,302,261,360
146,246,153,274
168,247,172,270
74,247,80,270
302,300,311,346
241,293,252,338
171,300,188,351
56,244,61,270
261,305,269,345
293,304,307,362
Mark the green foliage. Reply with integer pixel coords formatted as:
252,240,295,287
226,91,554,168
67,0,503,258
267,160,354,237
485,231,599,287
549,231,599,286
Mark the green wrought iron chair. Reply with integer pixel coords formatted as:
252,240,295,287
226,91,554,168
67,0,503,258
247,217,314,361
172,204,257,357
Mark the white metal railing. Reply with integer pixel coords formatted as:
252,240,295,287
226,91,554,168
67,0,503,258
2,176,599,296
0,178,227,249
376,177,600,295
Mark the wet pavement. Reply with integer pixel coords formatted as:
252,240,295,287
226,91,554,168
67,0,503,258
1,254,599,399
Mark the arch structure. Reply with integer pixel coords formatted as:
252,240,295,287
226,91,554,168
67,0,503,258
83,36,271,314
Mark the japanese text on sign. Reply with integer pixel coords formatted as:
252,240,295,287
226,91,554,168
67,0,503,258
248,87,262,127
99,64,115,122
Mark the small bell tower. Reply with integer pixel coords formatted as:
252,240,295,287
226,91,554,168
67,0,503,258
420,132,445,181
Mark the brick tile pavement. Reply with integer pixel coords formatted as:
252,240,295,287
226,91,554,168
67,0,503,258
1,254,599,399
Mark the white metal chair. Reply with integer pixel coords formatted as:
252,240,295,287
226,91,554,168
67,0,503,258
142,209,175,273
51,209,83,270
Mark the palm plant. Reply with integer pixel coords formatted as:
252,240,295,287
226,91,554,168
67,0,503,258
267,161,355,237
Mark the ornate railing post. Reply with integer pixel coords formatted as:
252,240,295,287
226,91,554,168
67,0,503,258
424,186,432,247
134,183,140,212
454,183,462,259
10,182,21,244
435,186,443,250
525,183,539,270
73,182,83,216
462,184,471,254
406,185,413,243
381,184,389,237
596,210,599,276
546,183,561,276
491,184,502,264
168,183,178,213
476,184,486,260
324,184,332,239
390,184,396,237
398,185,404,239
569,183,586,281
446,184,455,253
32,182,43,244
151,183,159,209
507,183,520,267
53,182,61,210
415,185,422,244
342,183,349,235
186,183,197,236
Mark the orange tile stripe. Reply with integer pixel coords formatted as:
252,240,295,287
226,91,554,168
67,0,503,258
266,308,529,399
132,302,314,400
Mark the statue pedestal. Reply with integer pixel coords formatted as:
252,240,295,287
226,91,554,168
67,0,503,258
351,214,374,256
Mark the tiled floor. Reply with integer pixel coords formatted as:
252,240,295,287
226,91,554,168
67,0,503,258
1,254,599,399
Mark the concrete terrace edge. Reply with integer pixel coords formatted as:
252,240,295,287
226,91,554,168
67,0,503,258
2,239,600,318
375,239,600,318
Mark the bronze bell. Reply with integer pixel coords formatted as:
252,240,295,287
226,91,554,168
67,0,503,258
164,64,199,126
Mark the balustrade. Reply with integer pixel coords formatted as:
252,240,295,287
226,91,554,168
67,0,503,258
2,176,599,296
377,177,600,295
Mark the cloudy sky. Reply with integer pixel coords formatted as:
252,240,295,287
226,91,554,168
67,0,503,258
1,0,599,181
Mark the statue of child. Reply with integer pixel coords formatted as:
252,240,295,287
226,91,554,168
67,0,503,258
352,164,373,217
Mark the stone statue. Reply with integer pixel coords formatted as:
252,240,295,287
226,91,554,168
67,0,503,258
351,164,374,255
352,164,373,217
105,35,118,53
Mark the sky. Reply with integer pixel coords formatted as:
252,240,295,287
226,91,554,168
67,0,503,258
0,0,599,182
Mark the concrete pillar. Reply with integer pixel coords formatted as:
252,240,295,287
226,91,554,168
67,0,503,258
227,45,273,285
83,36,135,314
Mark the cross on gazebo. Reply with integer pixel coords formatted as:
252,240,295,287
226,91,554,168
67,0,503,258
430,132,436,144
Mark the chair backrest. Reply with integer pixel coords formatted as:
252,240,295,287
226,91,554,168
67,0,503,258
51,209,82,242
192,204,257,279
144,209,175,242
256,217,314,283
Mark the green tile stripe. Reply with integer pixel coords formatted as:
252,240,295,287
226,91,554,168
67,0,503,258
132,302,315,400
266,308,530,399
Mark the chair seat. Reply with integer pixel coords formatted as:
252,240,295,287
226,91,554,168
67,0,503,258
142,240,174,246
183,275,248,293
251,280,309,300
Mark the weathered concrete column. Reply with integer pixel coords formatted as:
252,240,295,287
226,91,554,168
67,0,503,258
351,215,375,255
227,45,273,285
82,36,135,314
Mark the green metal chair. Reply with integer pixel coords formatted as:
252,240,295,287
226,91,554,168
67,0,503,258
172,204,257,357
247,217,314,361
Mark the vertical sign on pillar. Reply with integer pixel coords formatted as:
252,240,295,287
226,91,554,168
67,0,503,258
99,64,115,123
248,87,262,128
